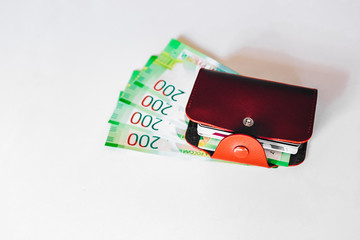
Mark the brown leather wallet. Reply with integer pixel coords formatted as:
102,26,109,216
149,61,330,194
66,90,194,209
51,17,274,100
185,69,318,168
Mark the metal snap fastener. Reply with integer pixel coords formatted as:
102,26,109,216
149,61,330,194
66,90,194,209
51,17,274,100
233,146,249,158
243,117,254,127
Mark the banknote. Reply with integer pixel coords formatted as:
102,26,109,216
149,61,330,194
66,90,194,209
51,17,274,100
118,82,187,128
132,39,238,110
114,39,239,129
105,123,209,158
108,69,192,152
109,99,188,141
108,54,157,125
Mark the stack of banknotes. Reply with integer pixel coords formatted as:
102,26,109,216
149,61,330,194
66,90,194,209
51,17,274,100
105,39,290,167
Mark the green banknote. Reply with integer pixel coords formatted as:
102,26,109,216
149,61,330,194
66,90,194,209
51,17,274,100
106,55,201,157
109,99,187,141
105,123,209,158
109,54,157,126
118,82,187,128
111,39,239,130
109,55,187,128
110,54,188,129
132,39,237,110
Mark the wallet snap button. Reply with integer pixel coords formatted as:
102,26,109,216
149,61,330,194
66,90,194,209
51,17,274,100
233,146,249,158
243,117,254,127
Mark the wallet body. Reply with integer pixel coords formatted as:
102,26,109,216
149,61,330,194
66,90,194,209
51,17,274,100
185,69,318,167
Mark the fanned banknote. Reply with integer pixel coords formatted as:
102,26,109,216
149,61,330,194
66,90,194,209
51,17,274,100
105,39,291,167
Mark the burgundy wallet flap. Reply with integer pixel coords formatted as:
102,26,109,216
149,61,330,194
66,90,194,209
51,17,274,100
186,69,318,143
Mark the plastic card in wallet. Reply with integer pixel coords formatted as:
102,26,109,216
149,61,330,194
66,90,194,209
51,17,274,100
185,69,318,168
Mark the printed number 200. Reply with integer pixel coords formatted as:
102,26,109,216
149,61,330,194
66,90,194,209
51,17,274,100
127,133,160,150
153,80,185,102
141,95,172,115
130,112,162,131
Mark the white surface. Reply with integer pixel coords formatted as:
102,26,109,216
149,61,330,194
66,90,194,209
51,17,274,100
1,0,360,239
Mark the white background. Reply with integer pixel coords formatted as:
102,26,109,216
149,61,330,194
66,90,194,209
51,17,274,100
1,0,360,239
